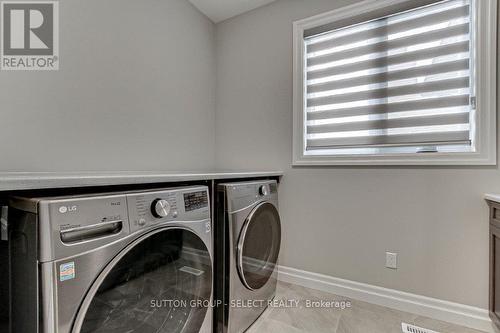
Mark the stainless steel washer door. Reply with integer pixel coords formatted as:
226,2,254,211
73,227,212,333
237,202,281,291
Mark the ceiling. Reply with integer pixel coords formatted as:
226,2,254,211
189,0,277,23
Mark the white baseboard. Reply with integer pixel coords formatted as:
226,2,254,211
278,265,493,333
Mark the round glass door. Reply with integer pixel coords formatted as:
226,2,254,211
76,228,212,333
237,202,281,290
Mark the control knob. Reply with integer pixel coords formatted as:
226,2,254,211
152,199,170,218
259,185,269,196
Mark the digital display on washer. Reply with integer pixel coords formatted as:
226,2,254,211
184,191,208,212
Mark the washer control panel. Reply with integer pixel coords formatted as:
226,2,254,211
15,185,210,262
127,186,210,233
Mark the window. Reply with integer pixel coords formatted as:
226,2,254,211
293,0,496,165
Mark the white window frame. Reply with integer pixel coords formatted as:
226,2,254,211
292,0,497,166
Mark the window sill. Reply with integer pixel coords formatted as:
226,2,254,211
292,151,497,166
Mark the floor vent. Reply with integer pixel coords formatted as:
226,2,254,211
402,323,439,333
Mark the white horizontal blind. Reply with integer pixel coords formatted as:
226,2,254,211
304,0,473,152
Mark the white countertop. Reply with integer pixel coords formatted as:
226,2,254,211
485,193,500,203
0,171,283,192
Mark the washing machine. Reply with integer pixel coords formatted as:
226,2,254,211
215,180,281,333
8,186,213,333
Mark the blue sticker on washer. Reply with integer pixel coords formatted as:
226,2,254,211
60,262,75,281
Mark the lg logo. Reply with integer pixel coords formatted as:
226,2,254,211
59,205,77,214
1,1,59,70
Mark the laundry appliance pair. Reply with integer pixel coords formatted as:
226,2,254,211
4,179,281,333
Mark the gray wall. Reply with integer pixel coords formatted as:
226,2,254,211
0,0,216,172
215,0,500,308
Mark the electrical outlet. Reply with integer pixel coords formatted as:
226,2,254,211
386,252,397,269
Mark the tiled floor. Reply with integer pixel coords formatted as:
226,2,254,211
247,281,486,333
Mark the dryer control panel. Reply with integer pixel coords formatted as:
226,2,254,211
218,180,278,213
